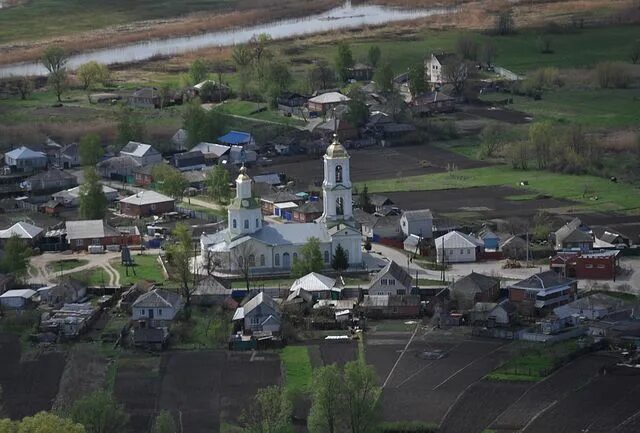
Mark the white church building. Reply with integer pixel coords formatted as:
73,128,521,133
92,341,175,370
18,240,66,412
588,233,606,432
200,136,363,274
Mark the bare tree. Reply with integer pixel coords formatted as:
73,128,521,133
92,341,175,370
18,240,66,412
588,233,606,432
15,76,34,100
202,249,221,276
442,58,468,95
232,242,256,291
166,223,198,318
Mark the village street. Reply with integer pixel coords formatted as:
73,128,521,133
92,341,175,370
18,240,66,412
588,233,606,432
28,251,122,286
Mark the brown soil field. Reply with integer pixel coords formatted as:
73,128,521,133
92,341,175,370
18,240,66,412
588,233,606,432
113,350,281,433
259,144,492,188
319,340,358,366
0,333,66,419
384,185,576,219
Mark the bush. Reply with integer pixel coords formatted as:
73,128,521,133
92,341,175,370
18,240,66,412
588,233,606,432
595,62,631,88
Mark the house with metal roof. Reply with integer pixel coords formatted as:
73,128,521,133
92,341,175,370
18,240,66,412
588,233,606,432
308,92,350,114
4,146,47,172
119,190,175,217
172,151,205,171
0,289,37,309
0,221,43,245
20,168,77,193
192,275,232,306
217,131,255,148
232,291,282,334
360,294,420,318
434,231,484,263
119,141,163,166
132,289,183,324
450,272,500,310
508,270,577,315
53,184,118,207
400,209,433,238
65,219,122,251
367,260,413,296
290,272,339,300
191,142,230,164
97,155,141,182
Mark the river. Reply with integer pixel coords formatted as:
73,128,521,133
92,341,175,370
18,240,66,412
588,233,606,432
0,2,454,78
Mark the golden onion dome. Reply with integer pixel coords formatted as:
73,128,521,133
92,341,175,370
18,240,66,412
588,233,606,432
326,134,348,158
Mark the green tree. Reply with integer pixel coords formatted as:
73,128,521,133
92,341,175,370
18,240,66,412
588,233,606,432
205,164,231,204
116,107,145,145
343,360,381,433
478,124,508,159
189,58,209,85
12,412,85,433
232,44,254,98
408,62,427,96
79,167,107,220
159,82,173,109
291,237,325,278
78,133,104,166
241,385,292,433
41,46,68,102
367,45,381,68
374,62,394,93
151,165,187,200
331,244,349,274
308,59,335,91
335,42,354,82
77,61,110,102
359,184,374,214
183,102,223,147
0,235,31,278
345,86,368,127
70,391,127,433
264,58,292,107
152,411,177,433
529,122,554,169
308,365,344,433
166,223,196,316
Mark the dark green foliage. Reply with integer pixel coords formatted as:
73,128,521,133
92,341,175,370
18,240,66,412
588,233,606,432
79,133,104,166
331,244,348,273
335,42,354,82
291,237,325,278
70,390,129,433
79,167,107,220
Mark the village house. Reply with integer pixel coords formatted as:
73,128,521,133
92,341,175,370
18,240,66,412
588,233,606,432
424,53,467,87
307,91,351,115
261,191,304,215
119,142,163,166
554,218,593,251
171,129,188,152
550,250,620,280
20,168,77,194
232,292,282,334
361,214,403,243
277,92,308,115
192,275,232,306
0,221,43,246
37,279,87,308
52,184,118,207
191,80,231,102
409,91,456,116
289,272,339,300
190,142,230,165
508,270,578,316
470,299,517,327
360,294,421,319
593,228,631,248
128,87,161,108
42,200,64,216
132,289,184,325
367,261,413,296
316,117,359,142
172,151,206,171
56,143,81,169
450,272,500,310
0,289,37,310
403,234,429,256
347,63,374,81
119,190,175,217
400,209,433,239
217,131,255,149
132,164,160,187
4,146,47,172
369,194,394,213
501,235,529,260
554,293,632,321
292,200,324,223
479,229,500,250
65,219,123,251
97,155,141,182
435,231,484,263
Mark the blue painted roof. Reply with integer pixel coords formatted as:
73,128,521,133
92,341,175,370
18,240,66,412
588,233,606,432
217,131,252,145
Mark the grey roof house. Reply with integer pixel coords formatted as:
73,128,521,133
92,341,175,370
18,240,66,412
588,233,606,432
400,209,433,239
132,289,183,323
4,146,47,172
20,169,77,193
367,261,413,296
232,292,282,334
450,272,500,310
120,142,163,166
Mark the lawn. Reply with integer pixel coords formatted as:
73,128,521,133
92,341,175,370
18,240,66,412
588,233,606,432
360,165,640,214
111,254,167,286
487,339,581,382
481,87,640,128
171,307,231,349
280,346,313,397
214,99,306,127
46,258,89,273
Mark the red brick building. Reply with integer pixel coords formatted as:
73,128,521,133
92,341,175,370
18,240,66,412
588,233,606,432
119,190,175,217
508,270,578,316
292,200,323,223
260,191,303,216
66,220,122,252
550,250,620,281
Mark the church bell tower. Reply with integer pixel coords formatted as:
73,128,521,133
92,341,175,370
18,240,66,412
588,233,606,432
319,134,355,227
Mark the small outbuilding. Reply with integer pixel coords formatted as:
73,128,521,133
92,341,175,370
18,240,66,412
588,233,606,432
0,289,37,310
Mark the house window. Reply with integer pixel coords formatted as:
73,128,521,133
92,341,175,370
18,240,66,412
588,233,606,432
76,239,83,247
251,317,260,325
389,279,396,286
92,238,101,245
244,219,249,229
233,219,237,229
460,249,464,254
335,165,343,183
324,251,330,263
140,309,145,316
467,249,471,254
397,289,406,295
248,255,256,267
151,204,157,210
381,279,387,285
238,256,244,268
256,218,260,228
275,254,280,266
336,197,344,216
158,309,162,316
377,291,384,295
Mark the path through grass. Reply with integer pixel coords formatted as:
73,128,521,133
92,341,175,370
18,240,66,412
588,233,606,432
280,346,313,397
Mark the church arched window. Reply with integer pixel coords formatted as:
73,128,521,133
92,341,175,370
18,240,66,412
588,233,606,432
248,255,256,267
275,254,280,267
238,255,244,268
232,219,237,229
260,254,265,266
324,251,330,263
244,219,249,229
336,197,344,216
335,165,343,183
255,218,260,228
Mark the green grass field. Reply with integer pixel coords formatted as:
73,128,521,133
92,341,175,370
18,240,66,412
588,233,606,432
0,0,232,44
360,165,640,214
214,99,306,127
111,254,166,286
280,346,313,397
172,307,231,349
